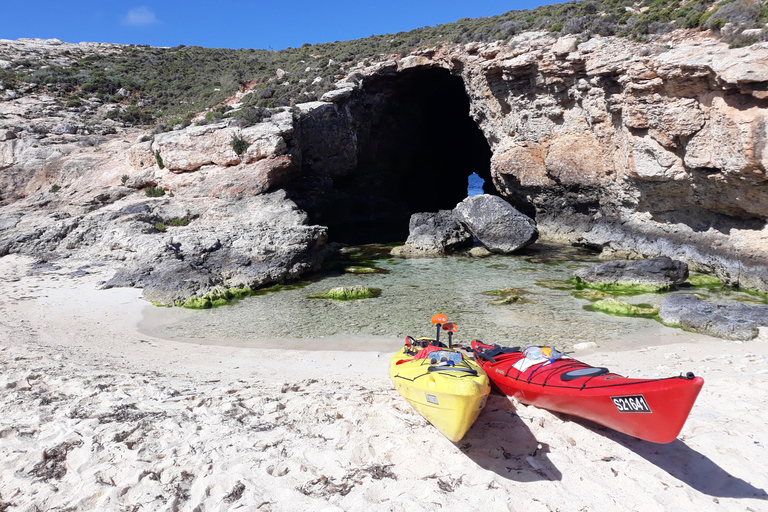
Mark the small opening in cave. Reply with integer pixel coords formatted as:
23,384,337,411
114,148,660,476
297,67,495,245
468,172,485,197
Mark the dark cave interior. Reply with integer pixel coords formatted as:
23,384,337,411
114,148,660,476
305,68,494,244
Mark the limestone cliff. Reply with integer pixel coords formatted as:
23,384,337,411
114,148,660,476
1,31,767,299
321,30,768,292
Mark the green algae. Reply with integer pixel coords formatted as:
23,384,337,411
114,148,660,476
308,286,382,300
344,266,377,274
686,274,722,287
343,265,389,274
489,294,529,305
571,289,614,302
481,287,532,305
573,278,671,295
535,279,578,291
252,282,311,296
176,281,312,309
481,287,531,296
740,287,768,303
180,285,254,309
585,298,659,318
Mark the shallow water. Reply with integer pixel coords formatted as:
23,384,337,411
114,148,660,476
140,242,762,352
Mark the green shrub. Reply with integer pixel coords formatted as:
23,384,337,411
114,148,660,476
168,217,190,226
231,134,251,155
155,222,167,232
709,17,728,30
155,150,164,169
49,184,61,193
550,22,564,32
145,186,165,197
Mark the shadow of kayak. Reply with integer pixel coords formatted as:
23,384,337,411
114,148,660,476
458,394,563,482
566,414,768,500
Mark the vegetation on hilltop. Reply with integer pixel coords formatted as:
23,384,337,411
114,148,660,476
2,0,766,128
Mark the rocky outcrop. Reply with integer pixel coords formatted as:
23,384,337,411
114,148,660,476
574,257,689,291
453,194,538,253
339,32,767,293
1,31,768,303
0,99,328,304
391,210,472,257
659,294,768,341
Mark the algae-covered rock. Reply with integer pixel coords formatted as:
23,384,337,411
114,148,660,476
659,294,768,340
482,287,531,305
482,287,530,297
574,257,688,293
312,286,381,300
181,285,253,309
489,294,525,305
590,298,659,317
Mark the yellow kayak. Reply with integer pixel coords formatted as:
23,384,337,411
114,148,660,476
389,343,490,442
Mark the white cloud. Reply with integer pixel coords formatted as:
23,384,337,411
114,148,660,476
122,6,158,26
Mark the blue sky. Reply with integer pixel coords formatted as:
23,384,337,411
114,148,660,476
1,1,555,50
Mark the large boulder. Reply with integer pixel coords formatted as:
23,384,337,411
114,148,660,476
453,194,538,254
392,210,472,257
574,256,688,292
659,294,768,341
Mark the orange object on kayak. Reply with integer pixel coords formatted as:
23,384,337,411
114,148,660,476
471,340,704,444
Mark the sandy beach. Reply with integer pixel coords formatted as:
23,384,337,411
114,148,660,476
1,254,767,512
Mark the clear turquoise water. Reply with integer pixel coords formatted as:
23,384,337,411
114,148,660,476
141,242,763,351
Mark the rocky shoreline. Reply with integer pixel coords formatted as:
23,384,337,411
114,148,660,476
1,31,767,313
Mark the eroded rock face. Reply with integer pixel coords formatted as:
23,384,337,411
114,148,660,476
331,32,768,292
0,99,328,304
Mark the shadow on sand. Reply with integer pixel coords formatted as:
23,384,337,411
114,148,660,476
563,414,768,500
459,394,562,482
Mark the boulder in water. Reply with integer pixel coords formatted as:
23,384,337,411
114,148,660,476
659,294,768,341
574,257,688,292
453,194,538,254
391,210,472,257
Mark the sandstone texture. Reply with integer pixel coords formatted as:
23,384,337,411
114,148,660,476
659,294,768,341
574,256,689,291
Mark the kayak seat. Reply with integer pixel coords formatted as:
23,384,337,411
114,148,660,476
560,367,609,381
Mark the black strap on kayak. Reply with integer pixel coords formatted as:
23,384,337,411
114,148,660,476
427,366,478,376
472,342,521,363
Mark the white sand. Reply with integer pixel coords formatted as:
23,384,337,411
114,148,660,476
1,254,767,512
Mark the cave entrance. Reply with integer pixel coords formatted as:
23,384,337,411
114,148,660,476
314,68,494,245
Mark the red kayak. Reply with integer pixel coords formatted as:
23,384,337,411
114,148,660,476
471,340,704,443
